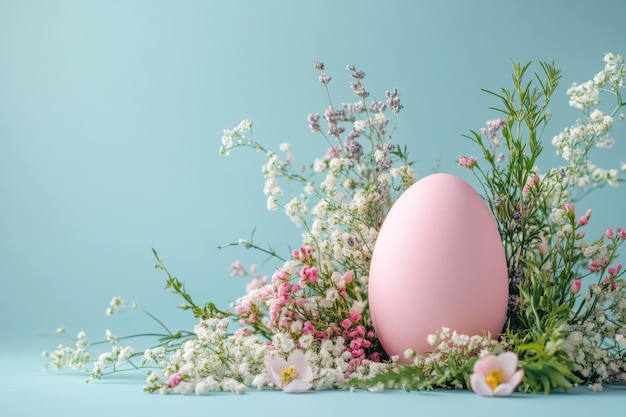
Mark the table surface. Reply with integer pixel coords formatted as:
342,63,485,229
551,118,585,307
2,336,625,417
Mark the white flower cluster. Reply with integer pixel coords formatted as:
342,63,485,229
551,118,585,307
567,53,626,110
562,278,626,390
551,53,625,196
90,341,135,380
150,318,269,394
219,119,253,156
146,319,390,393
417,328,498,383
42,328,91,372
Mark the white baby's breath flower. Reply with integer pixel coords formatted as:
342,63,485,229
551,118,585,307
353,120,366,132
266,197,278,211
105,329,118,344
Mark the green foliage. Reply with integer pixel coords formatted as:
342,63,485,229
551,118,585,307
153,248,232,321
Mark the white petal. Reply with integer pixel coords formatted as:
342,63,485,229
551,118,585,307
265,355,287,387
283,379,312,393
470,373,494,396
495,352,519,381
493,382,515,397
288,350,312,381
507,370,524,389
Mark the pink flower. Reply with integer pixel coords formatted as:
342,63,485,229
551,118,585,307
265,350,312,393
342,270,354,284
606,228,615,239
349,311,361,323
588,261,600,272
487,118,508,133
578,209,592,226
608,264,622,275
458,156,478,168
570,279,582,294
167,372,182,388
470,352,524,397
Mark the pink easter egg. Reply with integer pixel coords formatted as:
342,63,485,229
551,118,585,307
368,173,508,362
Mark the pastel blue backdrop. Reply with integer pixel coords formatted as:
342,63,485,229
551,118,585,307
1,1,625,415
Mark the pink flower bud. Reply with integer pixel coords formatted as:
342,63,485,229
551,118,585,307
606,228,615,239
349,311,361,323
167,372,182,388
458,156,478,168
570,279,582,294
564,203,575,213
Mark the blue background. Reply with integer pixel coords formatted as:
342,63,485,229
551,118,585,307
1,1,625,414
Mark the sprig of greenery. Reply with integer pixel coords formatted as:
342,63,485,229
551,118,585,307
153,248,231,321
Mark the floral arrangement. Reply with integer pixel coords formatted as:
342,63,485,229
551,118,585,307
43,54,626,396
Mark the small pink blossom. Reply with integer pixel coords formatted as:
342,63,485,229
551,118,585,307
564,202,575,213
608,264,622,275
167,372,182,388
570,279,582,294
458,156,478,168
588,261,600,272
349,311,361,323
606,228,615,239
272,269,289,283
578,209,592,226
487,118,508,133
265,350,312,393
341,319,352,329
470,352,524,397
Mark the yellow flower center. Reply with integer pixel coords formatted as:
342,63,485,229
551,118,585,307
485,369,503,391
280,365,298,387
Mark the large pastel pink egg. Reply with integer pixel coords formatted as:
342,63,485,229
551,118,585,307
368,173,508,362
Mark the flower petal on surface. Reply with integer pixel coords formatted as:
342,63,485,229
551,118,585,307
288,350,313,381
507,370,524,390
265,355,287,387
264,350,312,393
470,352,524,397
492,382,515,397
470,373,494,396
283,379,312,393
